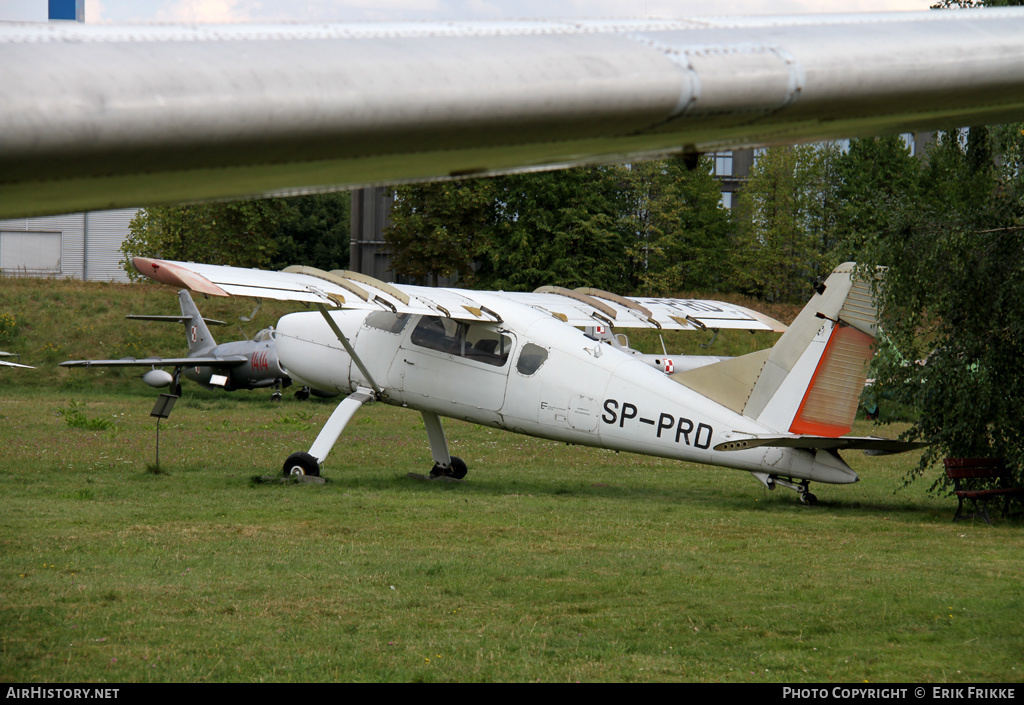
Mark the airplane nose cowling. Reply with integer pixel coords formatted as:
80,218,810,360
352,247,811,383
275,310,356,393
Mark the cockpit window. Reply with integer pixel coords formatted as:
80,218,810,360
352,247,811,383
516,343,548,376
410,316,512,367
364,311,412,335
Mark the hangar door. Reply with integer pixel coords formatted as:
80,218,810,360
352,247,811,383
0,231,62,275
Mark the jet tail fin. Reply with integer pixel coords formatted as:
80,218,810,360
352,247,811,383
178,289,217,354
671,263,878,435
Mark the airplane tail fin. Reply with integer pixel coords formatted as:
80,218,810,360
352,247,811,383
178,289,217,354
671,263,878,435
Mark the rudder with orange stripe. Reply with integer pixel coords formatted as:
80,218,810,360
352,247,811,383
671,263,880,435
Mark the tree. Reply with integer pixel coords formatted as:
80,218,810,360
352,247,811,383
121,194,351,279
475,167,636,292
384,180,495,286
858,125,1024,488
627,156,733,296
122,200,290,279
271,194,351,272
830,136,922,262
385,160,735,295
732,145,840,302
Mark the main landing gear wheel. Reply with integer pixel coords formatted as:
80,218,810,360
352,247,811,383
283,451,320,477
799,491,818,506
429,456,467,480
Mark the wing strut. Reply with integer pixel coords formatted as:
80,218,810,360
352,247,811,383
314,304,383,398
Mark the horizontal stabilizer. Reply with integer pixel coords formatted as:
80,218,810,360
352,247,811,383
715,435,926,454
60,355,247,368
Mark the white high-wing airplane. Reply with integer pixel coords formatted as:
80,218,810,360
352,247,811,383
2,8,1024,218
132,257,920,504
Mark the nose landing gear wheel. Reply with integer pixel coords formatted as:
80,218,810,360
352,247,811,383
429,456,467,480
283,451,320,477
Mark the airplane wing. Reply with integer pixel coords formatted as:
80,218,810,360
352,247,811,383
0,352,33,369
487,289,785,331
715,435,927,454
131,257,784,332
126,315,227,326
4,8,1024,218
60,355,248,368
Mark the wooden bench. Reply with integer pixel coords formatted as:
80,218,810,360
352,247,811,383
943,458,1024,524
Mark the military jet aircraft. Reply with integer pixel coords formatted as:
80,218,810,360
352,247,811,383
61,289,294,399
132,257,920,504
3,8,1024,218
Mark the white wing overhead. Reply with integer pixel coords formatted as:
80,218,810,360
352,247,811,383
487,289,785,331
3,8,1024,218
131,257,785,333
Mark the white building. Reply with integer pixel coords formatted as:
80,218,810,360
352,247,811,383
0,210,139,282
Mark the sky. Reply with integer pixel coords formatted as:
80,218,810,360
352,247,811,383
1,0,939,24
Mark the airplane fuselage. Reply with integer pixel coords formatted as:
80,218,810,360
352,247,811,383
274,295,858,485
182,334,288,391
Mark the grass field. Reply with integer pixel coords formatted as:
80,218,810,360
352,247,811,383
1,277,1021,683
1,387,1021,683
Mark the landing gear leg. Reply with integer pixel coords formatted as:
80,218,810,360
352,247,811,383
422,410,467,479
750,473,817,505
281,387,374,477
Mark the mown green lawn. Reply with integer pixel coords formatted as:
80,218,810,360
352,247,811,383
1,387,1021,683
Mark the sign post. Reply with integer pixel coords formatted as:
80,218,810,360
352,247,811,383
150,393,178,471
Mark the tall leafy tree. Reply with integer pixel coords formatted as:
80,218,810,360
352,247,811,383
384,180,496,287
732,145,839,302
474,167,636,292
832,136,921,262
122,200,290,279
859,126,1024,487
627,156,733,296
121,194,351,279
272,194,351,272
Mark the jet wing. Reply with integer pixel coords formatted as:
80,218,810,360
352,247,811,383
4,8,1024,218
715,435,927,454
60,356,248,369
